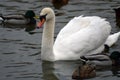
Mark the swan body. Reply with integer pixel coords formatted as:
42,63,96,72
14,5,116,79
54,16,111,60
37,7,111,61
0,10,36,24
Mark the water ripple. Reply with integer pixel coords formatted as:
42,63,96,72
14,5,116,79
0,0,120,80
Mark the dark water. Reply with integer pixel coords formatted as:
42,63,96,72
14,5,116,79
0,0,120,80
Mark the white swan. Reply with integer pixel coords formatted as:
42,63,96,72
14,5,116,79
37,7,112,61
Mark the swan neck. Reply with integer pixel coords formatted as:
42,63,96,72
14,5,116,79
41,18,55,61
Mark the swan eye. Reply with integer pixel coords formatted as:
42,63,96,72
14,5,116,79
39,14,47,21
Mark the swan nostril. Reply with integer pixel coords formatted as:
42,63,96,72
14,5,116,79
36,26,40,29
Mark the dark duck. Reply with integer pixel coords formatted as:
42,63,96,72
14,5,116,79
114,7,120,27
0,10,36,25
79,44,120,66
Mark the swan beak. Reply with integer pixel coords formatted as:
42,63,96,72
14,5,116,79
37,18,45,28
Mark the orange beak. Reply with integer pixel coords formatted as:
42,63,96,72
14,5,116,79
37,18,45,28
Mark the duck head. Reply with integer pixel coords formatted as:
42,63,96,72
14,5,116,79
24,10,37,24
24,10,35,18
110,51,120,66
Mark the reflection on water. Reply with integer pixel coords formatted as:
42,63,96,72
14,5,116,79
42,61,120,80
42,61,59,80
111,66,120,77
0,0,120,80
1,24,36,32
42,61,82,80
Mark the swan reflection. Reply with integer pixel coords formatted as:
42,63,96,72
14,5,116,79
42,61,81,80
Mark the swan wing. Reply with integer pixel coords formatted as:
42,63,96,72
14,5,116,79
54,16,111,60
57,15,91,38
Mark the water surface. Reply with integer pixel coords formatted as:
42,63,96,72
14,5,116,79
0,0,120,80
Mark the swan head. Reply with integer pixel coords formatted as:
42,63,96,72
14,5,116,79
37,7,55,28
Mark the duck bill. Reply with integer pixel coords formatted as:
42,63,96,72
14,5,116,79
34,15,39,19
37,18,45,28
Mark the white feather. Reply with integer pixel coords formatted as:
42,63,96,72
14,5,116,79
105,32,120,47
40,7,113,61
54,16,111,60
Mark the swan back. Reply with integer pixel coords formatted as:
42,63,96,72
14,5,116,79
55,16,110,40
